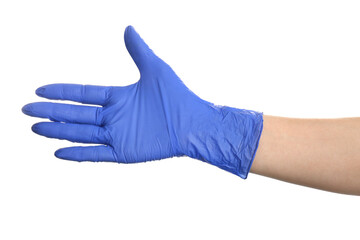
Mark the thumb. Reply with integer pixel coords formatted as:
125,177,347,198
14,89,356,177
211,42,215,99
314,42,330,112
124,25,155,72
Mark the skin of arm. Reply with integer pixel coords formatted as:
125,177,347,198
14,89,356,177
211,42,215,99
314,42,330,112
250,115,360,195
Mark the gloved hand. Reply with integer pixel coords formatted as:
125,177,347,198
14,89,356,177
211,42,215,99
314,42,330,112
22,26,263,179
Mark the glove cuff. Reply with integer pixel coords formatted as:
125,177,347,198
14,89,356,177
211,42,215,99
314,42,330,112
183,104,263,179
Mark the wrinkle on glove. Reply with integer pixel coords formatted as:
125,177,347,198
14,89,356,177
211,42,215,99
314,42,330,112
22,26,263,179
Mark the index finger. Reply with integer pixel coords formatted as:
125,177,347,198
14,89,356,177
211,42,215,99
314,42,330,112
36,84,110,106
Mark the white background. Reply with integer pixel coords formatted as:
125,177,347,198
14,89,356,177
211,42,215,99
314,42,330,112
0,0,359,239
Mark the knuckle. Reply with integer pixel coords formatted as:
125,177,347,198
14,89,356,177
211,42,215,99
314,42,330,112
95,107,103,126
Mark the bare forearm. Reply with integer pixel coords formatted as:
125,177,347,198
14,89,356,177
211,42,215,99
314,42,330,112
250,116,360,195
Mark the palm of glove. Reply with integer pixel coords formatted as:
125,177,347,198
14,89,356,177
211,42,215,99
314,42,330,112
23,26,209,163
102,61,204,163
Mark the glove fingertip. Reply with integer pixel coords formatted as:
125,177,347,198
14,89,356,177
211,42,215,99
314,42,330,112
31,123,41,133
35,87,46,97
22,104,32,115
54,148,68,160
125,25,135,33
54,149,62,158
124,25,136,45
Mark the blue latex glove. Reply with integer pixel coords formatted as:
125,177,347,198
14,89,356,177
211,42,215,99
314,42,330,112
22,26,263,179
